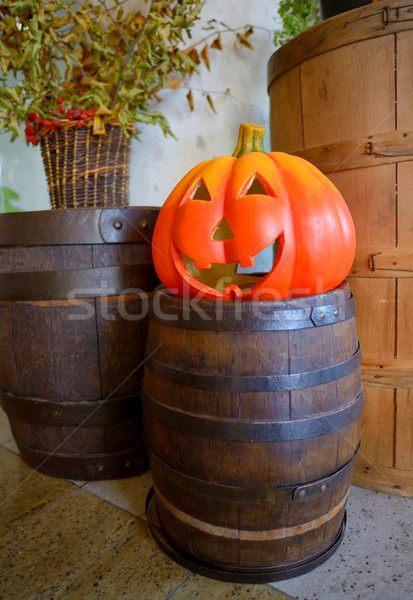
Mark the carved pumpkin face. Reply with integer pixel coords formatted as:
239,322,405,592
152,123,356,300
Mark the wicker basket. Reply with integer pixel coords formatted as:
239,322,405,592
40,122,132,209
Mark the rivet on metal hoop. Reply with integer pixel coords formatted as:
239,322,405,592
113,220,123,230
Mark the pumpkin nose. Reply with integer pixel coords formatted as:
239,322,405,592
212,218,234,241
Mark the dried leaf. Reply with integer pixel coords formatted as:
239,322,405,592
200,45,210,70
210,35,222,50
1,57,9,77
93,115,106,135
187,90,194,112
244,26,254,38
187,48,200,65
166,78,185,89
236,33,253,50
206,94,216,114
96,104,113,116
74,13,90,31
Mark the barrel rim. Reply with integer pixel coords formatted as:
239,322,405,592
150,283,355,331
153,281,349,310
0,206,160,247
267,0,411,89
151,279,353,318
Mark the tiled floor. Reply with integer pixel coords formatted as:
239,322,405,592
0,409,412,600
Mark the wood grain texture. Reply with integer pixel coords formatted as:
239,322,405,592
301,37,394,148
351,247,413,278
397,161,413,246
329,165,396,248
396,279,413,359
395,387,413,470
397,30,413,130
352,460,413,496
290,130,413,173
348,278,396,358
361,358,413,388
359,384,395,468
269,65,303,153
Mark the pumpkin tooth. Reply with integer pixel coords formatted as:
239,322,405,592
224,284,243,299
194,260,212,270
239,256,255,268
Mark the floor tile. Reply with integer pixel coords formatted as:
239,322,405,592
0,408,13,444
268,485,413,600
82,469,153,519
0,487,189,600
169,573,292,599
0,445,75,536
1,436,19,454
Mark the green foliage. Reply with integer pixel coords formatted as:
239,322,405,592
0,186,22,212
0,0,209,140
273,0,320,47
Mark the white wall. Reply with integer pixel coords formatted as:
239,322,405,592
0,1,280,212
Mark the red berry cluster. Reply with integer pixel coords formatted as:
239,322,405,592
25,113,61,146
25,98,97,146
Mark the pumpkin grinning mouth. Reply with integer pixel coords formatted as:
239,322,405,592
182,235,282,294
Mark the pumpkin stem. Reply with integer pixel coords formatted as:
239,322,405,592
232,123,266,157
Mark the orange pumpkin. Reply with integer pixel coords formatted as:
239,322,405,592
152,123,356,300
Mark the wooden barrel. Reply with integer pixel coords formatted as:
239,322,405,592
268,0,413,497
143,284,362,582
0,207,159,480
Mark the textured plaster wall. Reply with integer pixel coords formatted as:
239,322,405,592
0,1,279,212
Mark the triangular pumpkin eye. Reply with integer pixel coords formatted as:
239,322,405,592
243,175,268,196
191,180,211,201
212,217,234,241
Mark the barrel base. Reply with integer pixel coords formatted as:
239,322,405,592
146,487,346,584
16,439,148,481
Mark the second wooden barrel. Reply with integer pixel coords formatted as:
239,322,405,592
0,207,159,480
143,283,362,581
268,0,413,496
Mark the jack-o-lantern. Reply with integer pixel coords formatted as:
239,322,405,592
152,123,356,300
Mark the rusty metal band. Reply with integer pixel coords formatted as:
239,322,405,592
145,343,361,393
0,207,159,246
0,390,141,427
151,294,356,331
146,445,359,505
0,263,159,301
155,483,348,542
15,439,147,480
142,388,363,442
